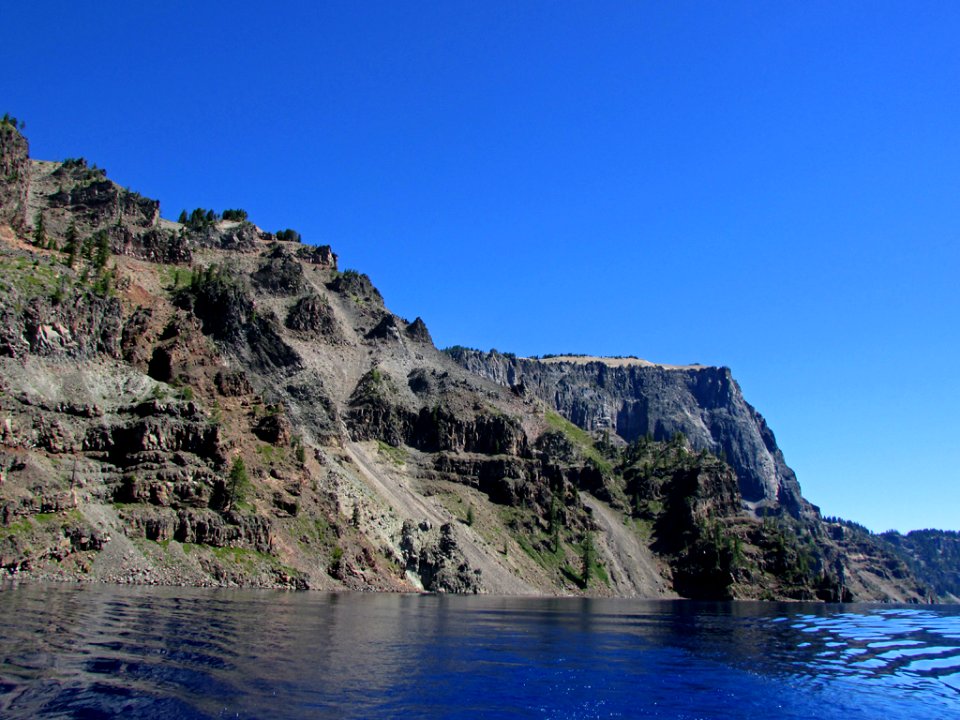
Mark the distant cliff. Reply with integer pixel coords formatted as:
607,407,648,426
446,350,810,520
881,530,960,601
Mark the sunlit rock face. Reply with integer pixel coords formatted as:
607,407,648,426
446,349,810,519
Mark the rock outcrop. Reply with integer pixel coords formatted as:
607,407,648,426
401,520,482,593
0,119,30,231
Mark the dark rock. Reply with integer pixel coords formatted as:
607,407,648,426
218,222,262,251
253,409,292,445
252,248,307,296
405,317,433,344
215,370,253,397
434,453,535,507
46,174,158,231
0,122,30,231
285,294,341,340
271,492,299,517
111,225,191,264
296,244,338,269
0,282,124,360
283,374,340,444
401,520,482,593
101,412,226,468
121,306,154,364
185,220,261,252
347,369,528,456
148,347,174,382
366,315,403,342
327,270,382,306
174,267,300,371
407,369,434,396
173,508,272,552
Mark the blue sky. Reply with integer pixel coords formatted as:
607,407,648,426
4,2,958,532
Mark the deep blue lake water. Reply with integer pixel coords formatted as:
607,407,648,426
0,584,957,719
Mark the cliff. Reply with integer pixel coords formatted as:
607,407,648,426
880,529,960,601
446,350,811,519
0,120,941,601
0,116,30,232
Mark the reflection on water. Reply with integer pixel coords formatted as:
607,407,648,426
0,584,957,719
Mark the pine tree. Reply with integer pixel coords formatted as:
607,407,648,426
82,233,96,260
226,457,249,510
93,231,110,269
178,209,188,224
581,532,595,588
92,269,112,297
32,212,46,247
549,493,561,552
63,222,80,267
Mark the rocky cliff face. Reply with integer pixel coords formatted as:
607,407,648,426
447,350,810,519
880,529,960,601
0,118,30,231
0,121,942,601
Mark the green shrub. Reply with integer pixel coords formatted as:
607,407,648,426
226,457,251,510
275,228,301,243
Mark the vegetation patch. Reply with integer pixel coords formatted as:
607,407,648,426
544,410,612,473
376,440,407,467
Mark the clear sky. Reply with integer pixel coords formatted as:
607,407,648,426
3,2,958,533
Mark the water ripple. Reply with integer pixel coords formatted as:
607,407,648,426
0,585,958,719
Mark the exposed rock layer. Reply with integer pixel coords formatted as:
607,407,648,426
447,350,809,518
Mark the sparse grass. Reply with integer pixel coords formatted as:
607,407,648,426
0,255,66,296
159,264,191,290
631,517,654,542
255,444,283,464
376,440,407,467
287,515,337,550
204,545,299,577
3,510,83,538
502,508,570,575
212,545,263,565
643,499,663,515
3,518,33,536
544,410,612,473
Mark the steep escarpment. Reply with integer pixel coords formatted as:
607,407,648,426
0,116,30,232
447,349,809,519
0,120,942,601
880,529,960,601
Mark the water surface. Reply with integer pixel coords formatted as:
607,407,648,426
0,584,957,718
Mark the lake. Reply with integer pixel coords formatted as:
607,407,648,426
0,584,957,718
